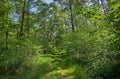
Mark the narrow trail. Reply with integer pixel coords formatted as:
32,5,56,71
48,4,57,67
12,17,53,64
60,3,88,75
0,54,87,79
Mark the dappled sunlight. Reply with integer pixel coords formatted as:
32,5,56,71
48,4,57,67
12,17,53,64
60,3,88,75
0,0,120,79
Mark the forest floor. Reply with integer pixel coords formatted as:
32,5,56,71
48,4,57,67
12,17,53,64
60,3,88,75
0,54,87,79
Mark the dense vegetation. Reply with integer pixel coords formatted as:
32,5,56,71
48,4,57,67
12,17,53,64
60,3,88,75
0,0,120,79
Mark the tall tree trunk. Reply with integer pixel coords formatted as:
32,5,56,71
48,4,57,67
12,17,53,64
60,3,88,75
5,27,8,50
5,12,9,50
19,0,26,37
68,0,75,32
26,0,30,34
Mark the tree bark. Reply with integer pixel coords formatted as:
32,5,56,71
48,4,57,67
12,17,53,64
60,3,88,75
5,27,8,50
19,0,26,37
5,12,9,50
26,0,30,34
68,0,75,32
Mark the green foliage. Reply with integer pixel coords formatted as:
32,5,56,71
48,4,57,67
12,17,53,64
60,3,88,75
0,0,120,79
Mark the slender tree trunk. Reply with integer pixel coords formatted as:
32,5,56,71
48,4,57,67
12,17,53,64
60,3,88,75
68,0,75,32
5,27,8,50
26,0,30,34
5,12,9,50
19,0,26,37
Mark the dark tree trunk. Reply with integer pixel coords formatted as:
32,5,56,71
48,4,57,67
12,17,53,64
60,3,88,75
5,12,10,50
19,0,26,37
26,0,30,34
68,0,75,32
5,27,8,50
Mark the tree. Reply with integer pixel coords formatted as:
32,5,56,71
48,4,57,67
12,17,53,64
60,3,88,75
68,0,75,32
19,0,26,37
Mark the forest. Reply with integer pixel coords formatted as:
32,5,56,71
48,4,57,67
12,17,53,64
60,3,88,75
0,0,120,79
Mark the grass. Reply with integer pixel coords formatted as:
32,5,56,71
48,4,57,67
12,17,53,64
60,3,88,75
0,54,88,79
